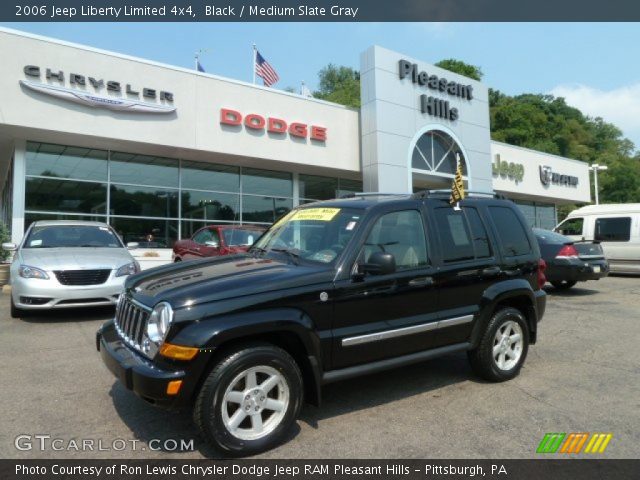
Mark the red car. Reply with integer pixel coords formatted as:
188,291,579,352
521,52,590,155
172,224,266,262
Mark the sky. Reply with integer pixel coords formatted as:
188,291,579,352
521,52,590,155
2,22,640,148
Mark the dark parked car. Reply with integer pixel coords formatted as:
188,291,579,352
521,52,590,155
97,192,546,456
172,224,265,262
533,228,609,290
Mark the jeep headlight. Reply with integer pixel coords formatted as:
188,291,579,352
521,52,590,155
145,301,173,345
115,261,140,277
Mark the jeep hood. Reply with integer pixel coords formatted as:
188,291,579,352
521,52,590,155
126,254,333,309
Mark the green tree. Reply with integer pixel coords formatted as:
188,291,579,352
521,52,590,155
434,59,483,81
313,64,360,108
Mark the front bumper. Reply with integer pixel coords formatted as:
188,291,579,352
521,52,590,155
545,258,610,283
11,271,126,309
97,321,188,409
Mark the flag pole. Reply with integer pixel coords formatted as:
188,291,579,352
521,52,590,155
252,44,257,84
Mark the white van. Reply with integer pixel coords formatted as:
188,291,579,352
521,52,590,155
554,204,640,274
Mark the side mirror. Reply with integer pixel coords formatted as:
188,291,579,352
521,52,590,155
126,242,139,250
205,240,220,248
362,251,396,275
2,242,17,251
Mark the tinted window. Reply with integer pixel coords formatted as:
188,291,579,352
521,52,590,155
242,196,292,223
193,228,219,245
109,185,178,218
595,217,631,242
222,229,262,246
24,225,122,248
242,168,292,197
434,208,474,263
26,142,108,181
533,228,570,244
26,178,107,214
299,175,338,201
109,218,178,248
109,152,178,188
556,217,583,236
181,191,239,222
464,207,491,258
361,210,428,270
488,206,532,256
181,161,240,192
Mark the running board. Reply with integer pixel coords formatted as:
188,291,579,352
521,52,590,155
322,342,471,384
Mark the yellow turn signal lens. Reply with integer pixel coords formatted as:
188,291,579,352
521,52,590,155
159,342,199,361
166,380,183,395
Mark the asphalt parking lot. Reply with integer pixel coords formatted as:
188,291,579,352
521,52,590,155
1,276,639,459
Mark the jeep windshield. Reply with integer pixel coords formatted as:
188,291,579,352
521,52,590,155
251,207,362,264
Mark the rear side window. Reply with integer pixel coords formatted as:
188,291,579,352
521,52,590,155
464,207,491,258
594,217,631,242
433,207,491,262
488,206,532,257
556,217,583,236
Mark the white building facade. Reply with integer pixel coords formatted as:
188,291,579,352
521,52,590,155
0,28,591,251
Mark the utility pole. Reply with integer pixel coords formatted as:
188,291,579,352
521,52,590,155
590,164,608,205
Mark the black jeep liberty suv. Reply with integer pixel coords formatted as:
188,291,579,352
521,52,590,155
97,191,547,456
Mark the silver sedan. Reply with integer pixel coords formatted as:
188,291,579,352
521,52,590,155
2,220,140,318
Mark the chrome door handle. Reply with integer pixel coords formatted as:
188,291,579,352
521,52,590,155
409,277,434,286
481,266,501,276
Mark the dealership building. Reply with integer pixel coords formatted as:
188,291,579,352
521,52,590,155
0,27,591,253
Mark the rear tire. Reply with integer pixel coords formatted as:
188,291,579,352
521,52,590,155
468,307,529,382
551,280,576,290
194,344,303,457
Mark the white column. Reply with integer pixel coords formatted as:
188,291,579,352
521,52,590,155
292,172,300,207
11,140,26,244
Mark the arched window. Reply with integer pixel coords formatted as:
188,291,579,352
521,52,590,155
411,130,466,176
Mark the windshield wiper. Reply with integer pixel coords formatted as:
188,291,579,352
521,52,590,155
270,248,300,265
249,246,268,257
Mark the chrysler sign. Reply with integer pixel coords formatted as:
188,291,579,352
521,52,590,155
20,65,176,113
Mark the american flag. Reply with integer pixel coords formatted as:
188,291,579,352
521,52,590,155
255,50,280,87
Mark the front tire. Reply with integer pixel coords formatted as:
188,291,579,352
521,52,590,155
10,298,29,319
551,280,576,290
194,344,303,456
468,307,529,382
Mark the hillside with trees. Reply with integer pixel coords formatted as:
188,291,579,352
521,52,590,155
312,62,640,204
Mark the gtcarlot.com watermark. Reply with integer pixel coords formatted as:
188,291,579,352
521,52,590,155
14,434,195,452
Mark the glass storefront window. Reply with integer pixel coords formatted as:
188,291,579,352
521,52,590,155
26,142,108,181
299,174,338,201
242,195,292,223
25,213,107,231
21,142,354,243
26,178,107,214
109,217,178,248
337,178,363,197
181,190,239,222
181,161,240,192
109,152,178,188
109,185,178,218
242,168,292,197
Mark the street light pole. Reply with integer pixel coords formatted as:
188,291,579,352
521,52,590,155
590,164,608,205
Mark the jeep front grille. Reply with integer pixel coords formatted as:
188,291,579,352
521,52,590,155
114,296,150,350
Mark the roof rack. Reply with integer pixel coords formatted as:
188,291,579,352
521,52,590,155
339,192,408,199
411,189,509,200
